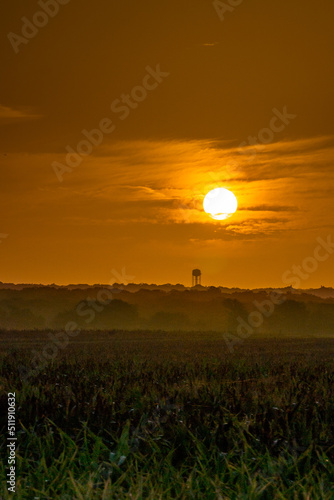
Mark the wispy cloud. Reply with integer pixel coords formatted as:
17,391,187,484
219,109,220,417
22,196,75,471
201,42,219,47
0,105,42,123
1,136,333,241
242,205,300,212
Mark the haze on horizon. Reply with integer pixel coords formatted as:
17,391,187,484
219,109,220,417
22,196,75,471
0,0,334,288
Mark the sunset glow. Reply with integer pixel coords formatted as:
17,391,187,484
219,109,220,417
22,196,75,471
203,187,238,220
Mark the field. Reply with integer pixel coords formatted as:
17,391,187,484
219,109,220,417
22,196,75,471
1,330,334,499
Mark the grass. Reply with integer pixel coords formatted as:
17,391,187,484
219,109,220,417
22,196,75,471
0,331,334,499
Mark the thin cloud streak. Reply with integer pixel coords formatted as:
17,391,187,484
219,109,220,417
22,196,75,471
0,104,42,123
1,135,333,241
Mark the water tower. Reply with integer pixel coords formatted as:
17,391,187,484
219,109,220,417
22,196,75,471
192,269,201,287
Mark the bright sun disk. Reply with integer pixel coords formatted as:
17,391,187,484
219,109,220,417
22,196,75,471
203,187,238,220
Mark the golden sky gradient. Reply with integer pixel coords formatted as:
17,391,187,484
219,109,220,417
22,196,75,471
0,0,334,287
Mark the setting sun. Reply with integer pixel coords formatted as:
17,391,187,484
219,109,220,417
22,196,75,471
203,187,238,220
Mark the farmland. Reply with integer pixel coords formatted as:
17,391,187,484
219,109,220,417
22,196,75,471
1,331,334,499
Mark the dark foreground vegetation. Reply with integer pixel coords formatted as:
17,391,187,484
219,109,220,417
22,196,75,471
1,331,334,499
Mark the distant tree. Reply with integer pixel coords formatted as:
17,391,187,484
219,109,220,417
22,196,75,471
269,300,308,334
222,298,248,331
0,300,45,329
52,299,138,330
147,311,191,331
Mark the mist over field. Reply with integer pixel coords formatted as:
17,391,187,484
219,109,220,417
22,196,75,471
1,284,334,498
0,284,334,335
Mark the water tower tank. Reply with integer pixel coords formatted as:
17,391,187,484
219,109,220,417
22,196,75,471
192,269,201,287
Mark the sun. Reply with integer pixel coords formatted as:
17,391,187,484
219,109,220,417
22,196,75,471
203,187,238,220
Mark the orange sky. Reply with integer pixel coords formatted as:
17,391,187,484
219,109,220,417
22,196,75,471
0,0,334,287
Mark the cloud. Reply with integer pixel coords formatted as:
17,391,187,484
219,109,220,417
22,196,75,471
0,105,42,123
242,205,300,212
201,42,219,47
234,136,334,183
1,135,333,242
